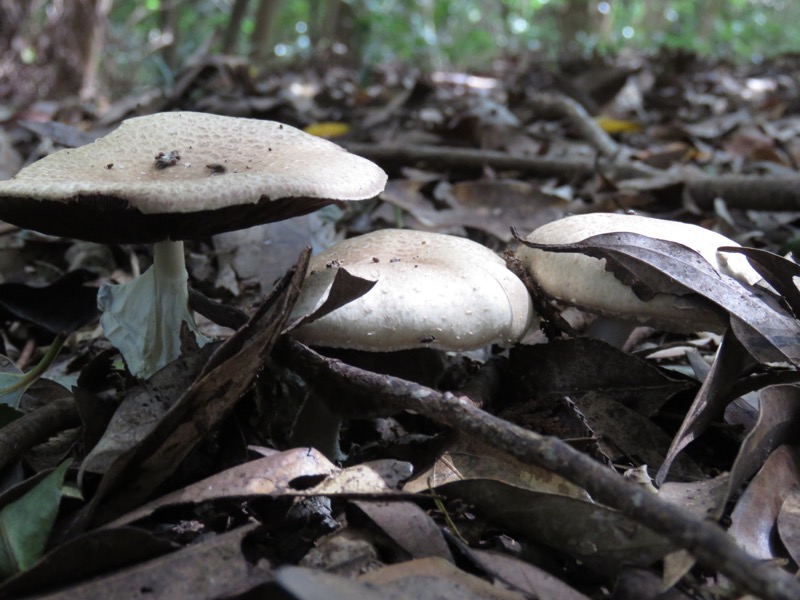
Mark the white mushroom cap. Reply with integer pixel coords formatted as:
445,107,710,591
516,213,762,333
291,229,535,351
0,112,387,243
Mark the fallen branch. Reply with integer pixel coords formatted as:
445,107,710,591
529,91,619,157
684,174,800,211
345,142,800,212
342,142,656,180
283,338,800,600
0,396,80,472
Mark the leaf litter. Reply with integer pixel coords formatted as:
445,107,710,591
3,52,800,600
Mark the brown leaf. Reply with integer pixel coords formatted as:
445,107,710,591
27,525,269,600
509,338,692,417
108,449,411,528
0,528,176,599
467,549,591,600
351,500,454,562
777,491,800,567
435,479,671,571
289,268,378,329
729,445,800,560
79,344,210,479
358,556,527,600
719,246,800,317
718,385,800,518
0,269,99,334
404,434,590,501
657,330,754,485
570,391,704,482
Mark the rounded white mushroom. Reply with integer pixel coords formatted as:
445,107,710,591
516,212,761,335
291,229,535,351
0,112,387,378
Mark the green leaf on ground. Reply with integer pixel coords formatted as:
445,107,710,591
0,460,71,579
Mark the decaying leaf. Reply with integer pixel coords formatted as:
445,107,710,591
351,500,453,562
466,548,591,600
728,445,800,561
777,490,800,567
718,385,800,517
435,479,671,571
509,338,692,417
570,391,704,482
657,330,753,484
20,524,269,599
79,344,210,479
107,448,411,528
0,528,176,599
404,434,590,501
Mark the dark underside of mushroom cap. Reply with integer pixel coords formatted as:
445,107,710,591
0,194,337,243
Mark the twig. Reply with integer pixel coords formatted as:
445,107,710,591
341,142,656,180
283,339,800,600
529,91,619,157
0,396,81,472
685,174,800,211
345,141,800,211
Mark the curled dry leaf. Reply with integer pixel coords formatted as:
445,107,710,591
777,490,800,567
729,445,800,561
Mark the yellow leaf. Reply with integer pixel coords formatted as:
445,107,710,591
303,122,350,139
594,115,643,134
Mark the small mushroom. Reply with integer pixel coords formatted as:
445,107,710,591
0,112,387,378
288,228,536,458
292,228,535,351
516,212,761,345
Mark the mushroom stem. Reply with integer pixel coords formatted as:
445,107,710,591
153,239,188,282
290,392,345,461
98,239,208,379
585,316,638,349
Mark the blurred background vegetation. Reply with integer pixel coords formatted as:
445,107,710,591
1,0,798,103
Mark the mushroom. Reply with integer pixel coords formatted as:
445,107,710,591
0,112,387,378
515,212,762,345
288,228,536,458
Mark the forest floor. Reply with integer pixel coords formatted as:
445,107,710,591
1,50,800,599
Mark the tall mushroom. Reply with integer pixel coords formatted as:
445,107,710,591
0,112,387,378
515,212,761,343
288,228,535,457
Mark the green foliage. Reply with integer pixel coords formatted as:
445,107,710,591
0,461,71,579
95,0,800,94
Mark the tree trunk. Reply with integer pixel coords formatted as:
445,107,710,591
159,1,181,71
250,0,283,63
80,0,114,101
222,0,250,55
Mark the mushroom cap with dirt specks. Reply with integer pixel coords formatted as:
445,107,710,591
0,112,387,243
516,212,762,333
291,229,536,351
